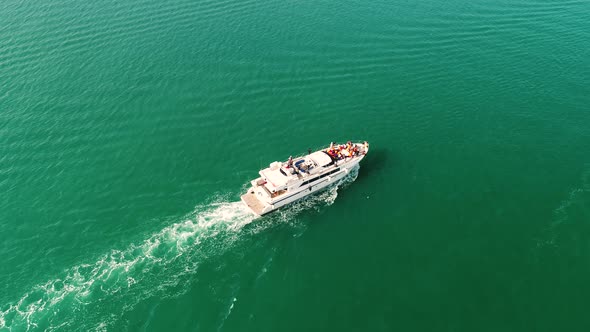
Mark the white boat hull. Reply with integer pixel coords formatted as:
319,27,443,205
246,161,355,215
241,142,368,216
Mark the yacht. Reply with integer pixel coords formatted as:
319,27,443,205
241,141,369,215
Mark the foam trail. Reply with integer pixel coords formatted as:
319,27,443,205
551,165,590,228
0,165,361,331
537,165,590,250
0,202,256,331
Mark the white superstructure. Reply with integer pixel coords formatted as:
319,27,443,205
241,141,369,216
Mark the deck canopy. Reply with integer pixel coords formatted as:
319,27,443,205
260,168,289,189
309,151,333,167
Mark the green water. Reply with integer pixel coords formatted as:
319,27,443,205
1,0,590,330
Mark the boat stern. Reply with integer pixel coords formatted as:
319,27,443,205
241,190,272,216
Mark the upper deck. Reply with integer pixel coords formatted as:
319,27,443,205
242,141,369,215
256,142,368,194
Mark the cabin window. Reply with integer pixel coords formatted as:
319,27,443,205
300,168,340,186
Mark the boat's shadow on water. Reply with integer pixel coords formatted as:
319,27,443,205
356,148,390,181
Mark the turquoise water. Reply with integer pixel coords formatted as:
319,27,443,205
1,0,590,330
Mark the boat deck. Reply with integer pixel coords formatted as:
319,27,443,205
240,192,268,215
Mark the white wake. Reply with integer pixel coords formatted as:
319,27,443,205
0,166,360,331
